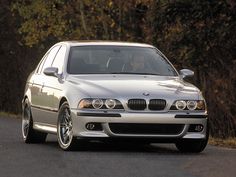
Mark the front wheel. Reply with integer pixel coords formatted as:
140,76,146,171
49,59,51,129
175,139,208,153
57,102,78,151
175,124,209,153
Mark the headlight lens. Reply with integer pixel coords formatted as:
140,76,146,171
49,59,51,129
175,100,187,110
105,99,116,109
172,100,206,111
78,98,123,110
187,101,197,110
92,99,103,109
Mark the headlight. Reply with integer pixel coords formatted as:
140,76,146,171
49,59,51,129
187,101,197,110
171,100,206,111
92,99,103,109
105,99,116,109
175,100,187,110
78,98,124,109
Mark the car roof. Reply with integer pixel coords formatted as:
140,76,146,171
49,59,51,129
57,41,155,48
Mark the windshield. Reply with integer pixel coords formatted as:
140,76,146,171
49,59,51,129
67,46,177,76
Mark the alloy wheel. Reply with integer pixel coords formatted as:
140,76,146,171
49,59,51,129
59,107,73,147
22,105,30,139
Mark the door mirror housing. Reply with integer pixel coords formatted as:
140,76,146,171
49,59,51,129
43,67,59,77
179,69,194,79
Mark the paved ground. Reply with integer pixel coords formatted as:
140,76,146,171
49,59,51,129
0,116,236,177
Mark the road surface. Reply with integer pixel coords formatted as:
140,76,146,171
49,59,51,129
0,116,236,177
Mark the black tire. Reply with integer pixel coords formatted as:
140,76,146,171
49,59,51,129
57,102,78,151
175,123,209,153
22,98,47,143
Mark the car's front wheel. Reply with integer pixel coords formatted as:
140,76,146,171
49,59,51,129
22,98,47,143
57,102,78,150
175,124,209,153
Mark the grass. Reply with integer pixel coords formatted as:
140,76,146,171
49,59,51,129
209,137,236,149
0,112,21,119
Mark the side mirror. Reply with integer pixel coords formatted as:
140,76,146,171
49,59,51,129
43,67,59,77
179,69,194,79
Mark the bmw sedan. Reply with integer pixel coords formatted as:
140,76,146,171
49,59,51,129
22,41,208,152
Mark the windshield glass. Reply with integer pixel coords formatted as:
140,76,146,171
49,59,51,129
67,46,177,76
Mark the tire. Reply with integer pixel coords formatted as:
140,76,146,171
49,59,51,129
57,102,78,151
22,98,47,143
175,123,209,153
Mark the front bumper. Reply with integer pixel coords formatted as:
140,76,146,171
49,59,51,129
70,109,208,140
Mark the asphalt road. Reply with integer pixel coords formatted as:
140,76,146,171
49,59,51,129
0,116,236,177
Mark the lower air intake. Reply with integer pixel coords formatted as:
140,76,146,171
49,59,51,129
109,123,184,135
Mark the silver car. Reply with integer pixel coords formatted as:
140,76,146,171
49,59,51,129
22,41,208,152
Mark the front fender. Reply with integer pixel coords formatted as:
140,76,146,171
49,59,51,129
61,81,91,109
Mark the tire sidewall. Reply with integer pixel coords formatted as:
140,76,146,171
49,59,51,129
57,102,74,150
22,98,32,142
176,120,209,153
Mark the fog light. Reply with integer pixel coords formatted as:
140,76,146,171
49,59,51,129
188,124,204,132
86,123,95,130
195,125,204,132
85,123,103,131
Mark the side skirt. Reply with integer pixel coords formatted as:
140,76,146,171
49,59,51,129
33,122,57,134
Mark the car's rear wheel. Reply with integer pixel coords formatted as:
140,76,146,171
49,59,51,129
22,98,47,143
57,102,78,150
175,123,209,153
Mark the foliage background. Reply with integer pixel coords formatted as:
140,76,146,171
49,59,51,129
0,0,235,138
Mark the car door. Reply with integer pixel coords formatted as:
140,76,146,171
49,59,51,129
40,45,67,126
31,45,61,125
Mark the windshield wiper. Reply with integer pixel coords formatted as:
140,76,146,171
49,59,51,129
110,72,160,75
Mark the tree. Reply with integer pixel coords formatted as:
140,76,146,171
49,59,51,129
12,0,150,46
1,0,235,137
148,0,236,137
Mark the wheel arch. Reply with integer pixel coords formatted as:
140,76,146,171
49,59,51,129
22,95,30,109
22,86,32,107
22,95,27,102
59,97,68,109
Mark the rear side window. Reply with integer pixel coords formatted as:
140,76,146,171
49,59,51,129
51,45,67,74
41,45,60,74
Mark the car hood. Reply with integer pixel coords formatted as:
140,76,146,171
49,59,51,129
66,75,200,100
